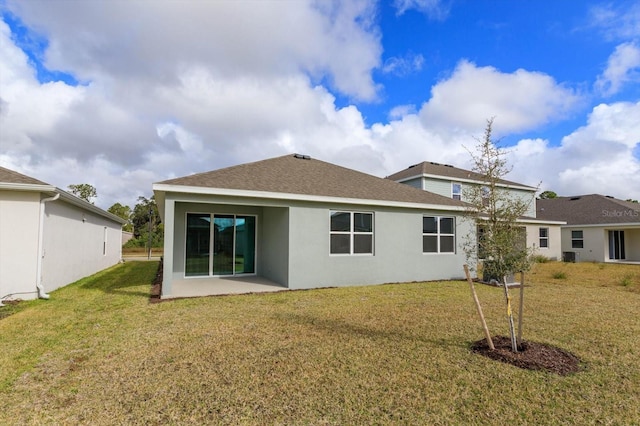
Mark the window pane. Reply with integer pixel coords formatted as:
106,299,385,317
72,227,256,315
571,230,583,239
572,240,584,249
213,215,235,275
440,236,455,253
539,238,548,248
235,216,255,274
354,234,373,254
354,213,372,232
186,213,211,276
423,216,437,233
423,235,438,252
539,227,548,238
440,217,454,234
331,212,351,232
331,234,350,254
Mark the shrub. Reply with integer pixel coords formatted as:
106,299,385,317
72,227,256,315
532,254,550,263
553,271,567,280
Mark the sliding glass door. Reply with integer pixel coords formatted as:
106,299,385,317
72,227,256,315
608,230,625,260
186,213,256,277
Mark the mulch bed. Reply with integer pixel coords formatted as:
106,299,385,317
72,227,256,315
471,335,584,376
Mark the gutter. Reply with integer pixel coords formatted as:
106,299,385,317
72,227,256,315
36,192,60,299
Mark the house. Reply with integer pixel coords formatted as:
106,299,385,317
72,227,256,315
152,154,473,299
537,194,640,263
0,167,125,304
386,161,564,261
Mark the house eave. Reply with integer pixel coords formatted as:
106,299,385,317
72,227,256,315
393,173,536,192
55,189,127,225
560,222,640,229
152,183,468,212
0,182,56,193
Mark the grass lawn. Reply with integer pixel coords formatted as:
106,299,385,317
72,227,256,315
1,261,639,424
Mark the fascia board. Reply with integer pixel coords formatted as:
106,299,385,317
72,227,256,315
0,183,56,193
56,189,126,224
561,223,640,229
152,183,468,212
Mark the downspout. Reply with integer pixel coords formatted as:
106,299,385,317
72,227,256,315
36,192,60,299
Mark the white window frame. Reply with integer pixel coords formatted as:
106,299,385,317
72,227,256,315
423,216,456,254
571,230,584,249
330,211,374,256
452,182,462,200
539,227,549,249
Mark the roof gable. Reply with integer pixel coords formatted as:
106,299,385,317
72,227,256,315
537,194,640,225
156,154,465,208
386,161,534,189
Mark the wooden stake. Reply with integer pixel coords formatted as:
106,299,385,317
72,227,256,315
502,276,518,352
464,265,494,350
517,271,525,345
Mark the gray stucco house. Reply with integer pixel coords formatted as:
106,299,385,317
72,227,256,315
153,154,473,299
386,161,564,260
0,167,125,304
537,194,640,263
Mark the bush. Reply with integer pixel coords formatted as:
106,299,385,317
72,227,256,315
552,271,567,280
532,254,550,263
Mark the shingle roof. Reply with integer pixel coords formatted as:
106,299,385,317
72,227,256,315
386,161,534,189
0,166,49,186
157,154,465,207
537,194,640,225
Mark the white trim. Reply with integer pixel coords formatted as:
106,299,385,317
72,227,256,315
393,173,536,192
0,182,56,192
561,223,640,229
153,184,467,212
329,210,374,256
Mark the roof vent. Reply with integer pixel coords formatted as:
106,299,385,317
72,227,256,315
429,161,440,165
408,163,420,169
570,197,581,201
605,195,614,199
293,154,311,160
445,164,454,168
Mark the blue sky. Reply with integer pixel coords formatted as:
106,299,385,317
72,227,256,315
0,0,639,208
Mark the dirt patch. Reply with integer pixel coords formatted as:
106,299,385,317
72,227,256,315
149,257,163,303
471,336,583,376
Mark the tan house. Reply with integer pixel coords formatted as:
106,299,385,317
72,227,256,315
537,194,640,263
0,167,125,303
387,161,564,261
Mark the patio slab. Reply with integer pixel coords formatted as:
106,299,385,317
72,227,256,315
164,275,288,299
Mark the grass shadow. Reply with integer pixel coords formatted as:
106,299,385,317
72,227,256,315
80,261,159,298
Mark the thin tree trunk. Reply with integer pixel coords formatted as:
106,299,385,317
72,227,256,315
517,271,525,345
464,265,494,350
502,276,518,352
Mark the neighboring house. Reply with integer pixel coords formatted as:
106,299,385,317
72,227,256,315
0,167,125,303
537,194,640,263
152,154,473,299
386,161,564,260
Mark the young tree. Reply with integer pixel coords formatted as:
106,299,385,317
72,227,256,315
462,118,537,352
123,195,163,249
108,202,133,232
68,183,97,204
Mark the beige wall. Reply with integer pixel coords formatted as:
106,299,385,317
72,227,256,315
0,190,41,300
526,224,562,260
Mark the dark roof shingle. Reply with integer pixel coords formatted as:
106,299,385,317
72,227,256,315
157,154,465,207
0,166,49,186
537,194,640,225
386,161,534,189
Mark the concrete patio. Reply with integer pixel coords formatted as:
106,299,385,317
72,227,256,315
164,275,288,299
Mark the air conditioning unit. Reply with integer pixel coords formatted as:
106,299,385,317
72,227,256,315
562,252,577,263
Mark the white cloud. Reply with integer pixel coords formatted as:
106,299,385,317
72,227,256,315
419,60,582,135
588,2,640,41
595,42,640,96
382,53,425,76
393,0,450,20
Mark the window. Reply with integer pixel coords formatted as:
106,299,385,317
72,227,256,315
423,216,455,253
452,183,462,200
103,227,108,255
539,227,549,248
330,211,373,255
185,213,256,277
571,230,584,249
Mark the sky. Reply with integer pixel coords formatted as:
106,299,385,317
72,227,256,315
1,0,639,210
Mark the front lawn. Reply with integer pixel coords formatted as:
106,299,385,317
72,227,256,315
1,261,639,424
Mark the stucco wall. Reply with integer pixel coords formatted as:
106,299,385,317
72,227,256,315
287,203,471,290
41,199,122,293
560,227,605,262
259,207,289,287
0,190,41,299
625,228,640,261
526,224,562,261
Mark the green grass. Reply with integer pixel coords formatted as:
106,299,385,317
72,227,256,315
1,261,639,424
